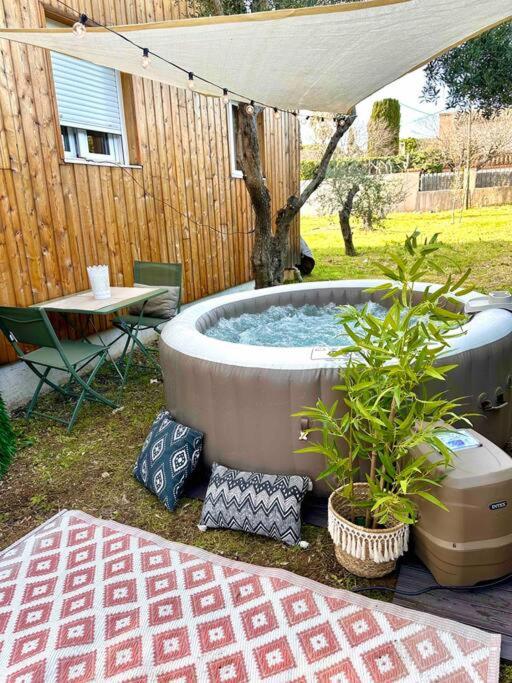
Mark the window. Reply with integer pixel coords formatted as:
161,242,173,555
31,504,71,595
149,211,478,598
61,126,125,163
47,18,128,164
227,102,266,179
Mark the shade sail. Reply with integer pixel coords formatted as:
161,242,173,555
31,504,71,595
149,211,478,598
0,0,510,113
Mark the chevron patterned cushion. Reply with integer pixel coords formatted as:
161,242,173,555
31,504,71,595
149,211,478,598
199,463,312,546
134,410,203,511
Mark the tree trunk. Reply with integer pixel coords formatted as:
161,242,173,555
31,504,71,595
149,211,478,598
236,104,356,287
338,185,358,256
208,1,355,288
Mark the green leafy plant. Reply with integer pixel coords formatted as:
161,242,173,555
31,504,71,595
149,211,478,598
368,99,401,156
423,22,512,117
296,232,473,527
0,392,15,478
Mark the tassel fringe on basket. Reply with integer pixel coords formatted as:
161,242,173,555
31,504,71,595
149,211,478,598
328,511,409,564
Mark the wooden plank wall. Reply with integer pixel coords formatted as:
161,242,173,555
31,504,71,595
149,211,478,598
0,0,300,365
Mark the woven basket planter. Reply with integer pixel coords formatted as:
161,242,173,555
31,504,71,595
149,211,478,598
328,483,409,578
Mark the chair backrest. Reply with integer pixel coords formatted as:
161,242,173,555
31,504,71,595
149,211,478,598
0,306,60,354
134,261,183,311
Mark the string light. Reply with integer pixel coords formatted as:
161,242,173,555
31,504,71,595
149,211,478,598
141,47,151,69
72,13,87,38
59,0,350,124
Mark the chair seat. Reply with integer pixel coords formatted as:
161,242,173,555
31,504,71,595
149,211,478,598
113,314,171,329
23,341,106,370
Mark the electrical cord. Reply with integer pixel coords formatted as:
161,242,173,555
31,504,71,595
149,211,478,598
352,571,512,597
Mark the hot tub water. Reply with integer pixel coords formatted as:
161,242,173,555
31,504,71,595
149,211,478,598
204,301,388,347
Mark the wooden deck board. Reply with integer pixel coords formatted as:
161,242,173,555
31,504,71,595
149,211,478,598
393,557,512,661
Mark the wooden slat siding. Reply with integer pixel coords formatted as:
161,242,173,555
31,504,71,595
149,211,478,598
167,85,195,298
205,96,224,292
210,96,229,291
219,103,236,289
0,88,8,169
0,0,300,366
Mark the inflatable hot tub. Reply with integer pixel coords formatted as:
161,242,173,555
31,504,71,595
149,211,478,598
160,280,512,496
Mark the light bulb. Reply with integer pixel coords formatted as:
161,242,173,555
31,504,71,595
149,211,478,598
188,72,195,90
222,88,229,105
72,14,87,38
246,101,255,115
273,108,280,120
141,48,151,69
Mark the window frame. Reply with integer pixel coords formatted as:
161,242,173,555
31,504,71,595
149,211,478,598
47,16,130,166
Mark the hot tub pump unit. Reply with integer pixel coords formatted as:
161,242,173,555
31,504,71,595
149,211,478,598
410,428,512,586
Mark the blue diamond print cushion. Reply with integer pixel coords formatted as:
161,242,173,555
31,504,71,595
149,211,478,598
134,410,203,511
199,463,312,546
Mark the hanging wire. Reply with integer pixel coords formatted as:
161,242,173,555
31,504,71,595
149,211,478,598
70,157,254,236
118,163,256,236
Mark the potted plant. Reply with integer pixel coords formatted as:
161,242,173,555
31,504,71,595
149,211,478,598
296,232,472,577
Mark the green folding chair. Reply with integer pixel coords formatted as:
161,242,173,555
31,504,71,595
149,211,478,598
113,261,182,374
0,306,118,432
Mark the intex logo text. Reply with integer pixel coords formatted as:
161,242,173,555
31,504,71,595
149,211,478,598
489,500,507,511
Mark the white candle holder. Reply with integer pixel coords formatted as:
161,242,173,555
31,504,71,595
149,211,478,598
87,265,111,300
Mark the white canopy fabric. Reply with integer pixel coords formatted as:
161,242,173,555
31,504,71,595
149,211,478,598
0,0,510,113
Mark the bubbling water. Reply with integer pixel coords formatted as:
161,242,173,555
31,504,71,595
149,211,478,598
204,301,388,348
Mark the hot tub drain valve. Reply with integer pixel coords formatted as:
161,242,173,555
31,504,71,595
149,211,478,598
299,417,309,441
479,389,509,412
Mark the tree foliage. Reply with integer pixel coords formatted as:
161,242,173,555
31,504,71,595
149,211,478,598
423,22,512,116
296,233,472,527
0,393,15,478
368,99,400,156
319,159,406,229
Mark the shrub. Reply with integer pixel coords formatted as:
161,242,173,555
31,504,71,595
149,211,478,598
300,159,318,180
0,392,15,478
368,99,401,156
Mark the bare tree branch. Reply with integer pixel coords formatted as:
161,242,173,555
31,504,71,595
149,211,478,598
299,112,357,207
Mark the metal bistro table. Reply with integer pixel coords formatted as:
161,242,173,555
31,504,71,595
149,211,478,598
32,286,168,387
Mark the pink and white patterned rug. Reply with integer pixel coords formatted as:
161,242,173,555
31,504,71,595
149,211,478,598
0,510,500,682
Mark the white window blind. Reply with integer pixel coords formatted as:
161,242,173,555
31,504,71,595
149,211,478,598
50,52,124,135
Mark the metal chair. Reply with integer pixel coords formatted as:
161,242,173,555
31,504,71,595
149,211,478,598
113,261,182,373
0,306,117,432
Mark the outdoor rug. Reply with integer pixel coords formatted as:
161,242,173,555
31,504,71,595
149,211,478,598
0,510,500,682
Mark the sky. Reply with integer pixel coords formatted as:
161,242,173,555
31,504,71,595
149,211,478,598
301,67,449,145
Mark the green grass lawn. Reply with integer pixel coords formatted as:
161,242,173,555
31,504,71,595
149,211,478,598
301,204,512,292
1,205,512,678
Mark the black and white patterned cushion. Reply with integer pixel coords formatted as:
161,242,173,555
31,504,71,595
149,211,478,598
199,463,312,546
134,410,203,511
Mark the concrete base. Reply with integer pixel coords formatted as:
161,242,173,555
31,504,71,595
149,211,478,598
1,282,254,412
